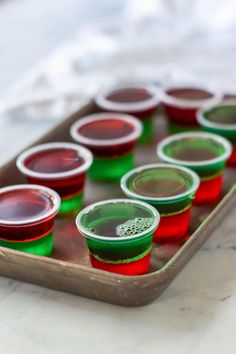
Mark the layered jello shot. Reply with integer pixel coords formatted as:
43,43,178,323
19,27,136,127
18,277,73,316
70,113,142,181
157,132,232,204
76,199,160,275
198,103,236,166
0,185,60,255
17,142,93,215
158,84,221,133
121,164,199,242
95,84,159,143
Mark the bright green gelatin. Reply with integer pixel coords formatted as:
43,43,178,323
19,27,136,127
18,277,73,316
59,193,83,216
0,232,53,256
88,153,134,181
139,117,154,143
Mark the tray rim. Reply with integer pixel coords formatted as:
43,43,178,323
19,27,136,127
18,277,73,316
0,101,235,305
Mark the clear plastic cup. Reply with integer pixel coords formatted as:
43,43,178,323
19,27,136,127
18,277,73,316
0,184,60,255
17,142,93,216
198,103,236,166
95,84,159,143
121,163,199,242
70,113,142,181
76,199,160,275
158,83,222,133
157,132,232,204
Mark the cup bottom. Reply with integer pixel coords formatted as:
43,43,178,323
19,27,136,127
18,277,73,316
88,153,134,181
0,231,53,256
59,193,83,216
194,174,222,205
227,146,236,167
153,206,191,242
89,251,151,275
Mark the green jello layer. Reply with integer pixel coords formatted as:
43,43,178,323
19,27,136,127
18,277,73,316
89,153,134,181
139,116,154,144
0,232,53,256
86,231,153,261
90,245,152,264
59,193,83,216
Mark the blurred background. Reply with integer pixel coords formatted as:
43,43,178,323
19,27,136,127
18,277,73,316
1,0,236,162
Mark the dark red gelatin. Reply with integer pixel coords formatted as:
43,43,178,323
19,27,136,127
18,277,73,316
167,88,213,101
24,148,86,199
107,87,152,103
77,119,137,158
227,146,236,166
154,207,191,242
0,189,55,241
163,87,214,125
194,174,222,204
25,148,85,174
27,174,86,199
90,251,151,275
78,118,134,141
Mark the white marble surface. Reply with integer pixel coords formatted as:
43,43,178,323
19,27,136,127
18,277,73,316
1,204,236,354
1,4,236,353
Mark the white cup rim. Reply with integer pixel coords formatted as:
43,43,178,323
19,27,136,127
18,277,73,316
0,184,61,226
121,163,200,202
76,198,160,242
95,83,160,112
158,83,222,109
157,132,232,167
17,142,93,180
198,102,236,131
70,113,142,147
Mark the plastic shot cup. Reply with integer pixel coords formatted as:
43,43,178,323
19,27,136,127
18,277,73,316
76,199,160,275
70,113,142,181
157,132,232,205
198,103,236,166
158,84,222,133
0,184,60,256
17,142,93,216
121,164,199,242
95,84,159,143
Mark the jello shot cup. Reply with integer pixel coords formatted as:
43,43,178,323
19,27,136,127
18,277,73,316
158,84,222,133
198,103,236,166
76,199,160,275
95,84,159,143
121,164,199,242
17,142,93,216
157,132,232,204
0,184,60,256
70,113,142,181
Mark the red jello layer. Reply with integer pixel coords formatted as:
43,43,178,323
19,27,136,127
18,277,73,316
84,141,136,158
194,174,222,205
27,173,86,199
153,207,191,242
227,146,236,167
89,252,151,275
0,216,54,241
163,104,198,125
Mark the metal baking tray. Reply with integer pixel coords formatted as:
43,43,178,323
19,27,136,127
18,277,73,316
0,102,235,306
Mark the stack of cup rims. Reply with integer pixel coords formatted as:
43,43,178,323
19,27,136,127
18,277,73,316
0,80,234,276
